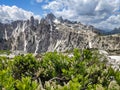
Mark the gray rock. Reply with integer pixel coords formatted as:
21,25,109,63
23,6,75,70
0,13,120,55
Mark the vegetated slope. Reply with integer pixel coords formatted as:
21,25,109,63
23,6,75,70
0,13,120,54
0,49,120,90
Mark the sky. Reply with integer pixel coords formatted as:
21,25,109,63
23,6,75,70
0,0,120,31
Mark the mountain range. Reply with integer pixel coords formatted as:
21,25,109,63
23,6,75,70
0,13,120,54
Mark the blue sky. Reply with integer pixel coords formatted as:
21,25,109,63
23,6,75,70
0,0,47,16
0,0,120,30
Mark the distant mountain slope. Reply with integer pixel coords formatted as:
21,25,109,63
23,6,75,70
108,27,120,34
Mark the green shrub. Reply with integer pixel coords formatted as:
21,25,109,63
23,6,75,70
12,54,40,79
0,68,15,90
0,56,8,70
16,77,38,90
115,71,120,85
0,49,119,90
40,52,70,81
0,50,11,55
73,48,81,60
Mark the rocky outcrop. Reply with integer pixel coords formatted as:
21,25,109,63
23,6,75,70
0,14,120,54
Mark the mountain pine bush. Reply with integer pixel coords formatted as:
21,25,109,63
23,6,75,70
0,49,120,90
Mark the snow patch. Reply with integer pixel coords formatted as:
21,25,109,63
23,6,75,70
54,19,60,24
108,56,120,61
99,50,108,55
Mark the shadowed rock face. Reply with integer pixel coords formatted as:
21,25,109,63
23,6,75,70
0,14,120,54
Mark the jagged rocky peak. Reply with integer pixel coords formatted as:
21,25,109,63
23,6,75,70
29,16,39,27
0,13,120,54
57,16,64,23
39,13,56,26
40,18,48,25
30,16,34,26
40,13,75,25
63,19,76,24
45,13,56,22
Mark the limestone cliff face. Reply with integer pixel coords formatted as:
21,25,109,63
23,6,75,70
0,13,120,54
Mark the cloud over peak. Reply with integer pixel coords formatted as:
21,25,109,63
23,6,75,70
0,5,41,23
43,0,120,30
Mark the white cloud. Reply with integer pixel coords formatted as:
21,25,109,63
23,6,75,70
36,0,49,3
42,0,120,30
0,5,41,23
94,14,120,30
36,0,43,3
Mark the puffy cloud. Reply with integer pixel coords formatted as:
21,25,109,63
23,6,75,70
43,0,120,30
36,0,43,3
36,0,49,3
94,14,120,30
0,5,41,23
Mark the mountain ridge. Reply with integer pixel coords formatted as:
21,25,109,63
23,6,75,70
0,13,120,54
